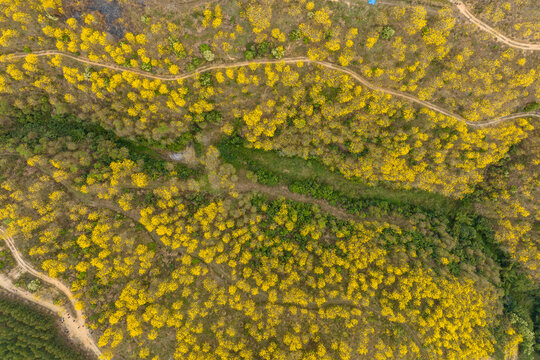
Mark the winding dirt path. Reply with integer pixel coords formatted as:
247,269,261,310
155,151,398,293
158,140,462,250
330,0,540,51
7,50,539,127
0,228,102,359
454,1,540,51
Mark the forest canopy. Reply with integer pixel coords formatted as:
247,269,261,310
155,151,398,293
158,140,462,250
0,0,538,359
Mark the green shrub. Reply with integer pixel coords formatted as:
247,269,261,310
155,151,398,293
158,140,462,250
167,132,193,151
191,57,203,67
202,50,215,61
256,41,271,56
199,73,213,87
523,102,539,112
288,29,301,41
203,110,222,123
175,163,202,180
271,46,285,59
381,26,395,40
244,50,255,60
199,44,211,53
141,62,152,72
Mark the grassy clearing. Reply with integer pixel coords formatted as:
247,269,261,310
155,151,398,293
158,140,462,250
218,136,461,215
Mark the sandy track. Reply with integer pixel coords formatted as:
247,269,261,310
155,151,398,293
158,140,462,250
330,0,539,50
7,50,539,127
0,228,102,359
455,1,540,51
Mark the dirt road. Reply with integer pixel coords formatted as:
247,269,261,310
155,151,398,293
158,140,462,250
0,228,102,359
7,50,539,128
330,0,540,51
455,1,540,51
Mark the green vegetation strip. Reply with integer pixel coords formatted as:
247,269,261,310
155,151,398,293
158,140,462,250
0,294,89,360
217,135,458,216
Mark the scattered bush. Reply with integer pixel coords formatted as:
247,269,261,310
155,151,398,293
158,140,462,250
253,168,279,185
381,26,395,40
523,102,539,112
288,29,301,41
244,42,277,59
199,44,215,61
202,50,215,61
271,46,284,59
256,41,271,56
203,110,222,123
141,62,152,72
199,72,213,87
27,279,41,292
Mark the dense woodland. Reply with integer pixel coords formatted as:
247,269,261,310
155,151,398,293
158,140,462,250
0,294,89,359
0,104,536,359
0,0,538,359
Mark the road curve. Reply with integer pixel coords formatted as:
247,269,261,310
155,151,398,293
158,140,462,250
330,0,539,50
7,50,538,128
454,1,540,51
0,228,102,358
